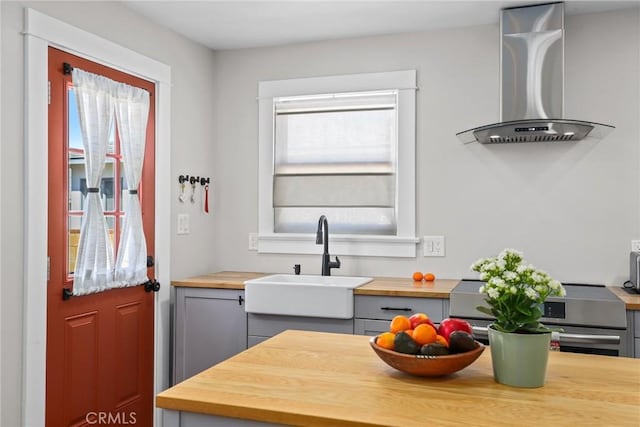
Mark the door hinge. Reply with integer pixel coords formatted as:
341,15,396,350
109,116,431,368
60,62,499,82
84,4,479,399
47,81,51,105
47,256,50,281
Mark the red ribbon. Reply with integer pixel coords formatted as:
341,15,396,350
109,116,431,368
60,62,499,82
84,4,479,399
204,184,209,213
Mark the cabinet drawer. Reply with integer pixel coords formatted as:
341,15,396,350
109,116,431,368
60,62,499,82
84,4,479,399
176,286,245,301
354,319,389,336
354,295,444,322
247,313,354,337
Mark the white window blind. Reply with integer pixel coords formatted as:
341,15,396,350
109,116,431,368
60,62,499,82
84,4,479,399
273,91,397,235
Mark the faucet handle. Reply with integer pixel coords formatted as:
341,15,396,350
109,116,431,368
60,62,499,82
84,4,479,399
329,256,341,269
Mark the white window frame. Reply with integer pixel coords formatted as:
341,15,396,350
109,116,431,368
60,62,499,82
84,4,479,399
257,70,418,257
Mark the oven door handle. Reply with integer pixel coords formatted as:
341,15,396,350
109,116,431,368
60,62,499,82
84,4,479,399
472,326,489,339
556,333,620,345
471,326,621,345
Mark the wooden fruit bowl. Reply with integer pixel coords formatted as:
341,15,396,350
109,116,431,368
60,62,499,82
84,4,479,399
369,336,485,377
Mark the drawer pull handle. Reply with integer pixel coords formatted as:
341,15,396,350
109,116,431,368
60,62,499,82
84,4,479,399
472,326,620,345
380,307,412,311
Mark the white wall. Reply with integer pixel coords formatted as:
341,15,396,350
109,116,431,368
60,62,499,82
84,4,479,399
1,2,217,425
211,8,640,284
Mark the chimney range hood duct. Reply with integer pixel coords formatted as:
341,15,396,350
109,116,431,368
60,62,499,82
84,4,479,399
456,2,614,144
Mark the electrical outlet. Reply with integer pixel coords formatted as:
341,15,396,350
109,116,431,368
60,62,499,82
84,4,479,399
248,233,258,251
177,214,190,235
423,236,445,257
632,240,640,252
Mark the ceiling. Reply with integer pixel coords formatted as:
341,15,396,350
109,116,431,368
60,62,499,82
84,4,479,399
121,0,638,50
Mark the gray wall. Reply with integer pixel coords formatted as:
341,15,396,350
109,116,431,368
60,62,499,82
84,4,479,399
1,2,217,425
211,8,640,283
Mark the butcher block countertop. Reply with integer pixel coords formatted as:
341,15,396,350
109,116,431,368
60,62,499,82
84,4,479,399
171,271,459,298
170,271,265,290
156,330,640,427
609,286,640,310
171,271,640,308
353,276,458,298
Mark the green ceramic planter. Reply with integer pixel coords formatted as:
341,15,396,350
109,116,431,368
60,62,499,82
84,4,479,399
488,325,551,388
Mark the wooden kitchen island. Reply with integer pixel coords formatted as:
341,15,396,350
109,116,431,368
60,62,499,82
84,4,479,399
157,330,640,427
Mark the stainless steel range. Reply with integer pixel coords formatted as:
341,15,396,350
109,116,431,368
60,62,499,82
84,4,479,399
449,280,629,357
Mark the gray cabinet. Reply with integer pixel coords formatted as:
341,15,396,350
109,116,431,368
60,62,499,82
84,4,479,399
173,287,247,384
247,313,353,347
172,287,451,384
634,311,640,358
354,295,446,336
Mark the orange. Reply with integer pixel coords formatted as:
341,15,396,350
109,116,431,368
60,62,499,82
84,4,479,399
376,332,395,350
412,323,437,345
435,334,449,348
389,315,411,333
412,271,423,281
424,272,436,281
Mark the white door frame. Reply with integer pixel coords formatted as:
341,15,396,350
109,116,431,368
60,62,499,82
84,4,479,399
0,3,3,423
23,8,172,426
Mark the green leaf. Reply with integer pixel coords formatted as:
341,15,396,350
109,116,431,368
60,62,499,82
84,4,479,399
519,322,564,333
476,306,493,316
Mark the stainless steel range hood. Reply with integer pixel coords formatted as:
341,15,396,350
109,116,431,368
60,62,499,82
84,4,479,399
457,2,614,144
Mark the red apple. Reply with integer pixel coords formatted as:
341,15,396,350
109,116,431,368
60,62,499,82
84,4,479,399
409,313,436,330
437,318,473,341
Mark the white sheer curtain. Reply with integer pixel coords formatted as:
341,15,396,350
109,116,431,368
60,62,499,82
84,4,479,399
113,82,150,286
72,68,151,295
72,69,116,295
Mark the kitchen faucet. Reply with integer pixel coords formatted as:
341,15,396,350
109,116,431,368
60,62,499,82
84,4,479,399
316,215,340,276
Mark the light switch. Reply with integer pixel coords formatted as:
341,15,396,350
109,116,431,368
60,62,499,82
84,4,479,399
423,236,445,257
177,214,190,235
248,233,258,251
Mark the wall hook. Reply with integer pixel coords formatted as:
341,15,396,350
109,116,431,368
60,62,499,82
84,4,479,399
178,175,210,205
179,175,188,202
189,176,197,203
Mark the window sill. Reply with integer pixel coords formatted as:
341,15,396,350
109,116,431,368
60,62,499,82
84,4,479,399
257,234,419,258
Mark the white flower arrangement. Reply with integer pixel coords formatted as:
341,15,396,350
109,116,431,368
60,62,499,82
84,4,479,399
471,249,566,333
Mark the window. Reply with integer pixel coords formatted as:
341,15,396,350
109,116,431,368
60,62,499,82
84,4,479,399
258,70,417,257
66,84,122,276
274,90,397,235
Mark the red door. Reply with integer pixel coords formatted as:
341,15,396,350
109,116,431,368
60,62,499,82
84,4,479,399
47,47,156,426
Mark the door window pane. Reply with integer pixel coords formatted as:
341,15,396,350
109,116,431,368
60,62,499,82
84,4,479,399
106,216,116,247
69,152,85,212
66,87,120,277
67,216,81,274
67,86,115,151
71,158,117,212
67,86,83,150
120,159,128,212
101,158,116,212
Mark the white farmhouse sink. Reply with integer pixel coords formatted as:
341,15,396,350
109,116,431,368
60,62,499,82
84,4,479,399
244,274,373,319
